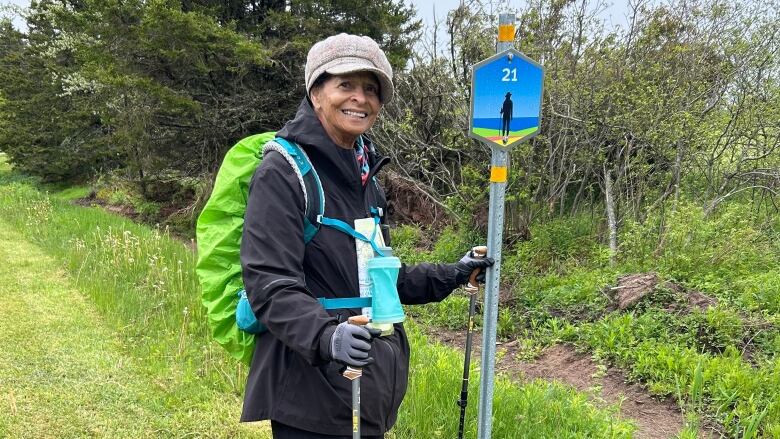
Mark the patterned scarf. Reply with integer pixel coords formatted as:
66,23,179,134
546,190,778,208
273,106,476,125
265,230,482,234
354,139,370,186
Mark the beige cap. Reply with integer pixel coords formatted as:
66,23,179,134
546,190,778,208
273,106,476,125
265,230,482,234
305,33,394,103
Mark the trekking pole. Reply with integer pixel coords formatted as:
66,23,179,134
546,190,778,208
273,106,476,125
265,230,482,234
343,315,370,439
457,246,488,439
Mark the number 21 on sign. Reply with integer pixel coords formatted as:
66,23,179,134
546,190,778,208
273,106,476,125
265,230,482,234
501,68,517,82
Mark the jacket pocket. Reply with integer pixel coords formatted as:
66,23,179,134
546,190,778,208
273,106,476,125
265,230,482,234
359,332,408,431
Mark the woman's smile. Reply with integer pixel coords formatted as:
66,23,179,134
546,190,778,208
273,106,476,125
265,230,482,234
310,72,382,149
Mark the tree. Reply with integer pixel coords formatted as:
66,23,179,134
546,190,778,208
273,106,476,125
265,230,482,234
1,0,268,192
0,16,112,181
0,0,422,201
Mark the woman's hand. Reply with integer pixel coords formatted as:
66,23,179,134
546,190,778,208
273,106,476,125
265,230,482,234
452,247,495,286
320,321,382,367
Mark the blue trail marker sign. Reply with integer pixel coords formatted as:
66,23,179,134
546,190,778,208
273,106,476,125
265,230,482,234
469,48,544,149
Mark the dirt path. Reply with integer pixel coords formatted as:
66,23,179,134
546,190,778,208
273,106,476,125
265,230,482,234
429,328,697,439
515,345,689,439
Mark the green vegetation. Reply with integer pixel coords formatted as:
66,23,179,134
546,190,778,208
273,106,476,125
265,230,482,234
0,157,636,437
396,327,635,438
1,0,778,435
0,0,418,200
3,0,777,243
55,185,92,201
0,218,268,437
398,202,780,437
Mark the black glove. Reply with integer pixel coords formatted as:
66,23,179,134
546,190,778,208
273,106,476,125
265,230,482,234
453,248,495,286
320,321,382,367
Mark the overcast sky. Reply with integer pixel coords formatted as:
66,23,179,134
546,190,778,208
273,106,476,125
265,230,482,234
408,0,633,46
1,0,27,30
408,0,632,26
3,0,632,38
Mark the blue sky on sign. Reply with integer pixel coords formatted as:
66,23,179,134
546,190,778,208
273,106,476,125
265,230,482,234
472,51,542,121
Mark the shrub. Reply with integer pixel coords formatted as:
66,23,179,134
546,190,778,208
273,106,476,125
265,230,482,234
504,213,604,277
735,272,780,314
620,202,778,302
681,306,745,354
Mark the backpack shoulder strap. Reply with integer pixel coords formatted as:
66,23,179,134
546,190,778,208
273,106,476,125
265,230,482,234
263,137,324,243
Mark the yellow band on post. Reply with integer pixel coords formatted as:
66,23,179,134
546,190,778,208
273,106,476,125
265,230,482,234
498,24,515,42
490,166,508,183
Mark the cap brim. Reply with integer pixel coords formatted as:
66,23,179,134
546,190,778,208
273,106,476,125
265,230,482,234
321,58,394,103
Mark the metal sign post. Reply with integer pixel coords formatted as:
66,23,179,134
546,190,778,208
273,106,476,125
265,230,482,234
469,12,544,439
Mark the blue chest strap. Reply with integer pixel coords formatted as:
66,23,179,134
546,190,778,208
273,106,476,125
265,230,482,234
318,296,372,309
317,207,385,257
272,137,384,255
237,289,372,334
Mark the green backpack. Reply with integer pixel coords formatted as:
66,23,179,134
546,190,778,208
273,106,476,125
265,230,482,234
195,132,324,365
196,133,380,365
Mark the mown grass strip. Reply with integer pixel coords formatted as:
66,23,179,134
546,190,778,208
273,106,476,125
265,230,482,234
0,219,154,437
0,218,267,437
0,157,636,437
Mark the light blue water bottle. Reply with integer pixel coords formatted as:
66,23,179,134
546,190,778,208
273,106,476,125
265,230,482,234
366,247,405,335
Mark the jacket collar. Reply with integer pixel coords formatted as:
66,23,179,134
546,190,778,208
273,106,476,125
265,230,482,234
278,98,379,187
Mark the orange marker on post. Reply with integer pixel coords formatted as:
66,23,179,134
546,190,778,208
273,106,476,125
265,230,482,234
498,23,515,42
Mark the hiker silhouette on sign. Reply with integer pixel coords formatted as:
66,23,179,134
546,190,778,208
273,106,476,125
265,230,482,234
500,92,513,144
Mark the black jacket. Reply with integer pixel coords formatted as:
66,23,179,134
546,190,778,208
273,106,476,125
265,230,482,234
239,98,461,435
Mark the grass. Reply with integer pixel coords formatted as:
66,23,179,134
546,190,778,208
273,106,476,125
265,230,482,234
56,185,92,201
394,204,780,437
574,311,780,437
0,154,637,437
395,325,636,438
471,126,538,141
0,217,270,437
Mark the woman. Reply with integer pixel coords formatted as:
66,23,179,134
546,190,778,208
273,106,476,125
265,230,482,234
240,33,493,438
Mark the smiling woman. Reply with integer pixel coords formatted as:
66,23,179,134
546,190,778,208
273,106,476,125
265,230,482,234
236,33,493,439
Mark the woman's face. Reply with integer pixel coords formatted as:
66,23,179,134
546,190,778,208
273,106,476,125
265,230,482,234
310,72,382,148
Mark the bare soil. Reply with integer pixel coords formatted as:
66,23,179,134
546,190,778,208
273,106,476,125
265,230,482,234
382,170,450,227
611,273,717,312
73,194,141,221
428,327,701,439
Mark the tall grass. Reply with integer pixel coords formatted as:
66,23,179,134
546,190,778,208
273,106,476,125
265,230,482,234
0,178,243,395
0,159,637,437
396,326,635,438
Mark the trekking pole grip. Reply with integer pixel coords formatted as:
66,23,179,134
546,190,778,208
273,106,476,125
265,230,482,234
348,315,370,326
342,315,369,380
467,246,488,291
